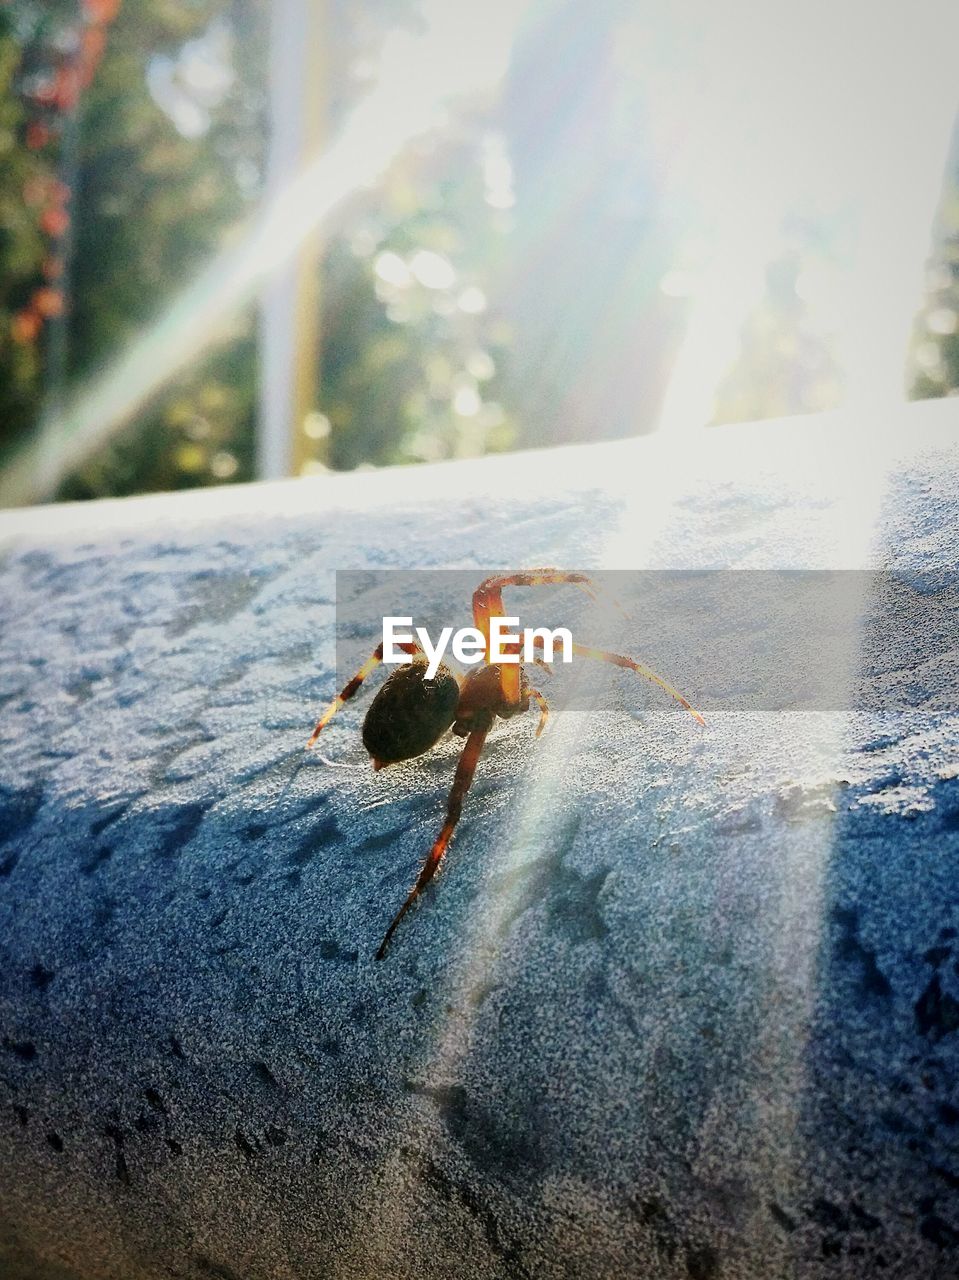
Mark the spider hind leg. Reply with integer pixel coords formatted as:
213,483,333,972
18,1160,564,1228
376,726,489,959
306,639,425,748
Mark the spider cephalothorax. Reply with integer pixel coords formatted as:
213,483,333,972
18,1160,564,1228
307,571,703,958
452,662,532,736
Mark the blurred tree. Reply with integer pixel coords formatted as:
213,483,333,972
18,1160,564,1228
3,0,517,499
316,126,516,472
909,126,959,401
711,235,844,425
0,3,54,452
0,0,268,500
58,0,268,498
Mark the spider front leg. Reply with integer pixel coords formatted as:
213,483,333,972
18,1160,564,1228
376,726,489,959
472,570,597,707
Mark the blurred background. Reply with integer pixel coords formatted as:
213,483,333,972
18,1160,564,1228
1,0,958,508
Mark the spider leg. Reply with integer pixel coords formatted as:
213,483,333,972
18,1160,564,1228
528,687,550,737
472,571,597,645
472,570,598,706
571,641,705,725
474,570,595,597
306,640,422,748
532,653,554,677
375,727,489,959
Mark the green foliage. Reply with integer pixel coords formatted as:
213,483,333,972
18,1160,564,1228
0,0,266,499
318,130,515,472
910,175,959,400
2,0,514,499
58,0,266,497
0,7,46,448
711,246,844,426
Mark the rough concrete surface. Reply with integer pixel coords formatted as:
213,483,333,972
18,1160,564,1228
1,404,958,1279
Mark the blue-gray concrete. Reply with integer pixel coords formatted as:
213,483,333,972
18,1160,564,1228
1,404,958,1279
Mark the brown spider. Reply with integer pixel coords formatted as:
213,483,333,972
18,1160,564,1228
307,571,703,958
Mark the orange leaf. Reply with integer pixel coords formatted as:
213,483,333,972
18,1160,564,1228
40,207,70,237
11,311,42,344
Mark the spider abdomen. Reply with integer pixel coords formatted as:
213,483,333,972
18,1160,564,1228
362,661,460,766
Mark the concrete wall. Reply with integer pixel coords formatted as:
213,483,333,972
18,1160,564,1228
1,403,958,1278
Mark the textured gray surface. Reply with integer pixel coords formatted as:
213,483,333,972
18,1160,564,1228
1,405,959,1279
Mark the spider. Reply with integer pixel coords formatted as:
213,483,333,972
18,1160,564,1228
307,570,703,959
